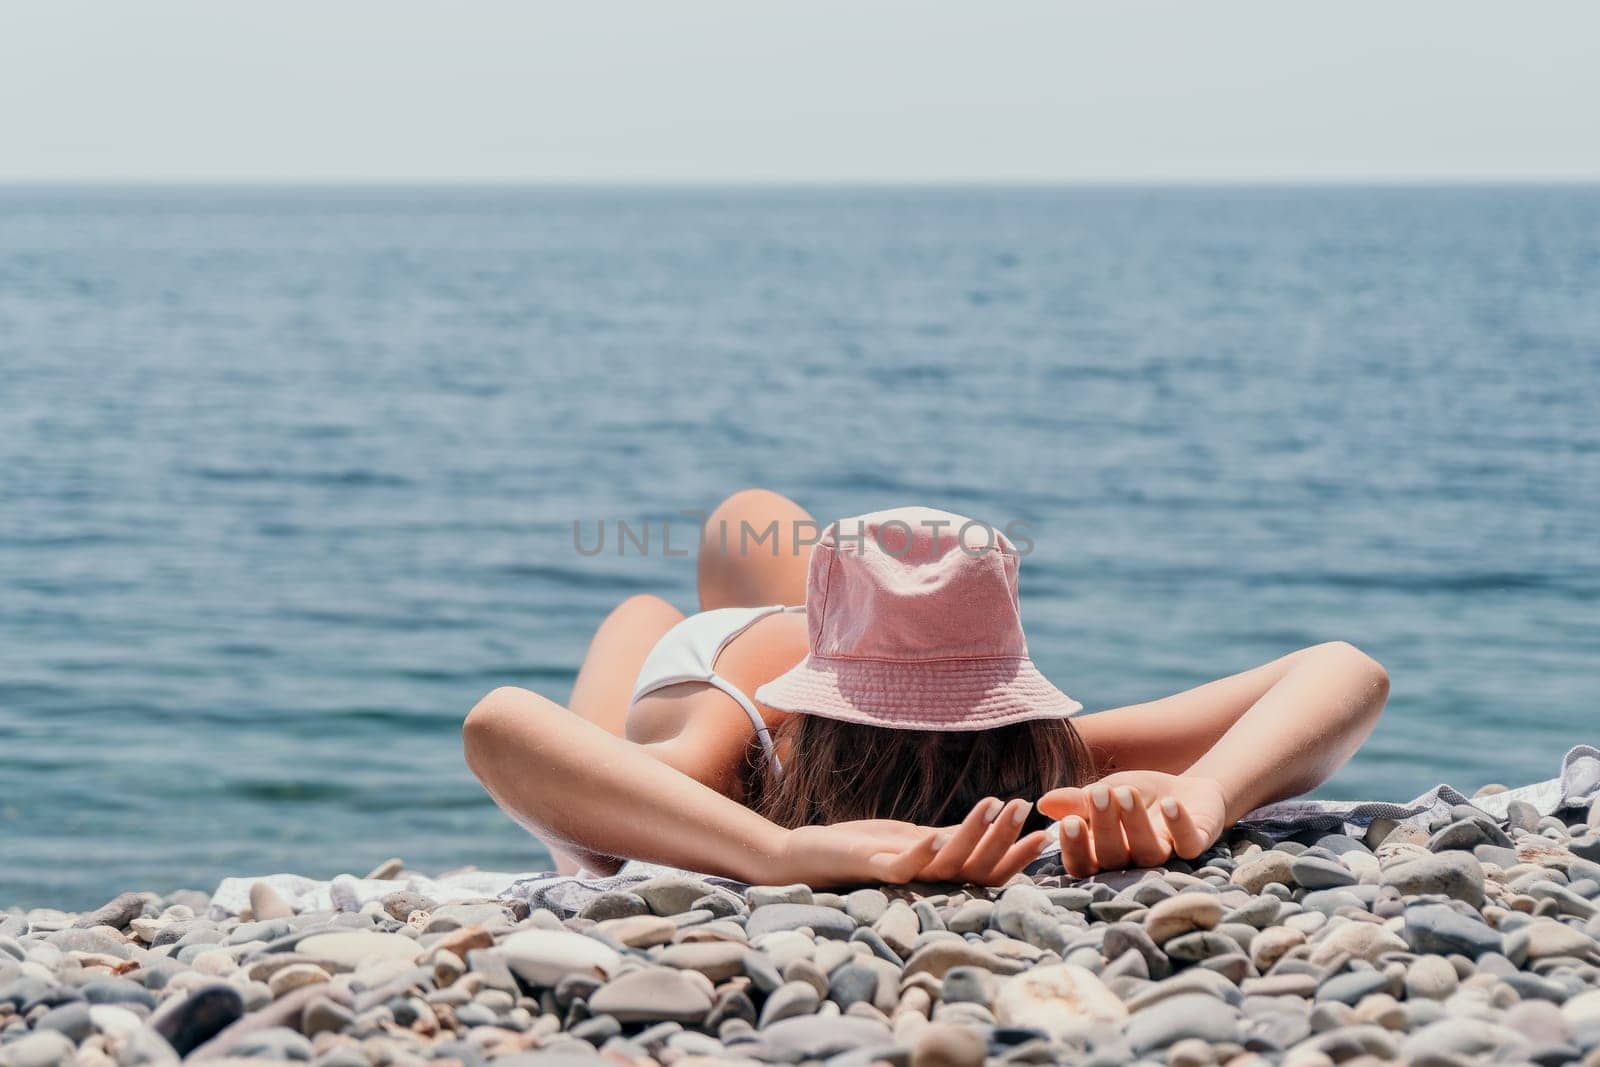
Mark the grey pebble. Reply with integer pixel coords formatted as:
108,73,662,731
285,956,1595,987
706,988,755,1029
741,950,783,994
849,925,903,965
947,900,993,934
149,980,244,1056
940,965,991,1005
1295,888,1361,917
81,978,157,1008
747,884,814,908
1402,1017,1531,1060
1503,970,1571,1003
379,890,436,920
1475,843,1521,868
1125,992,1241,1053
230,1025,315,1061
301,996,355,1036
578,891,648,921
1568,834,1600,863
46,928,136,959
1125,967,1243,1011
745,903,856,940
1314,833,1372,857
309,1049,367,1067
758,980,821,1027
1102,922,1170,980
35,999,93,1042
1101,946,1149,981
667,1030,724,1056
1164,930,1238,962
1290,854,1357,889
760,1015,894,1060
1198,951,1250,984
1089,899,1145,923
0,1031,77,1067
632,876,718,916
692,891,743,918
25,816,1600,1067
1315,969,1392,1005
1430,817,1513,852
827,961,880,1008
1222,896,1280,928
781,954,827,993
843,889,888,925
74,891,149,931
569,1013,622,1043
1301,1023,1400,1060
227,917,291,945
993,884,1053,938
1507,799,1542,833
1381,851,1486,907
1402,902,1503,957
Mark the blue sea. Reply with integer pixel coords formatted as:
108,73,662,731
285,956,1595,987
2,186,1597,910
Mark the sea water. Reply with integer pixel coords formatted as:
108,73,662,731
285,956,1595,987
2,185,1597,907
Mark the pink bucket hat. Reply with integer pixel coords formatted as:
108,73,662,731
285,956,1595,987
754,507,1083,730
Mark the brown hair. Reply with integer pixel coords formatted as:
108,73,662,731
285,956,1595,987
746,714,1096,834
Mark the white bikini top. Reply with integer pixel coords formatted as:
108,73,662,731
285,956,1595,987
629,604,803,775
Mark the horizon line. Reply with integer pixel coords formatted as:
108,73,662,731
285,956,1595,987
4,176,1600,190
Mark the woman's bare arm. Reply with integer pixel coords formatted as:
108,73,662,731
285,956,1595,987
1182,641,1389,822
466,687,786,880
463,686,1047,887
1046,641,1389,875
1073,643,1329,776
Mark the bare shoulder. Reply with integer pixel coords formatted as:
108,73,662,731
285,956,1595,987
626,682,720,744
625,611,807,795
628,683,765,797
715,609,809,725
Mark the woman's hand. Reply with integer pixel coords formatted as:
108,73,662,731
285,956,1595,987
775,797,1051,888
1038,772,1227,879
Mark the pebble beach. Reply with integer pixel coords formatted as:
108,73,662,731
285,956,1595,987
6,793,1600,1067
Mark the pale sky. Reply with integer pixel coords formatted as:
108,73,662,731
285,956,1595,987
3,1,1597,182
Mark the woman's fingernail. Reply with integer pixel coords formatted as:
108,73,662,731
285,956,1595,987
1115,787,1135,811
1013,801,1032,825
1063,818,1081,839
1161,797,1180,818
1091,787,1110,811
982,798,1004,823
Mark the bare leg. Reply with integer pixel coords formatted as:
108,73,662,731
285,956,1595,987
697,488,817,611
569,594,684,737
550,593,684,873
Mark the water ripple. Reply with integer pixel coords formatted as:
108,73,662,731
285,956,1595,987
2,184,1598,908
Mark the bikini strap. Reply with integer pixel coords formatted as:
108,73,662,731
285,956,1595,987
707,675,783,776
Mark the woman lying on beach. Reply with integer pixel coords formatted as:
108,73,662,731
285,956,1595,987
466,490,1389,889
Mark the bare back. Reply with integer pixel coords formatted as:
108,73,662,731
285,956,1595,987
625,610,810,795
